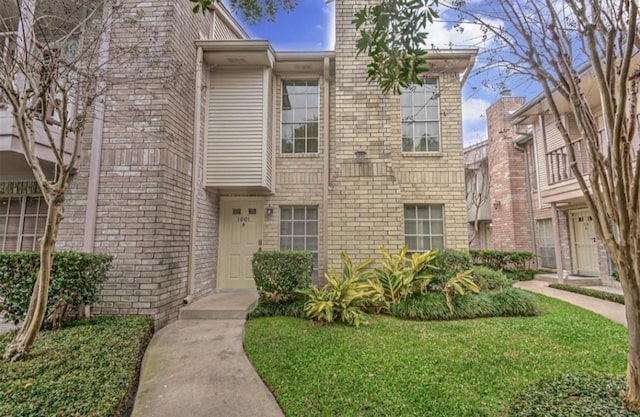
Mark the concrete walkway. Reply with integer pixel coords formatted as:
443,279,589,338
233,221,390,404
514,280,627,326
0,318,17,335
131,292,284,417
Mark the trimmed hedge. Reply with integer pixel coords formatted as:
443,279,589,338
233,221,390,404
247,297,307,319
472,265,511,291
549,283,625,305
0,251,113,327
504,268,540,281
390,288,538,321
0,316,153,417
252,251,313,301
470,249,535,271
506,374,638,417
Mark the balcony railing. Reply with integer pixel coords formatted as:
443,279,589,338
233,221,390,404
546,137,593,185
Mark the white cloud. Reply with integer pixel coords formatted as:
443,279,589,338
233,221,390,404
423,17,500,50
322,1,335,50
463,97,491,123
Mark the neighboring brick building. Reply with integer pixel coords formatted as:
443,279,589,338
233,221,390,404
1,0,477,326
464,92,557,270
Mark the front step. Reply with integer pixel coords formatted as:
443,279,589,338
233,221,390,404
179,292,259,320
535,273,601,286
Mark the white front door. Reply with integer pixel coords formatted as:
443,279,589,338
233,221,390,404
570,209,599,276
217,198,264,290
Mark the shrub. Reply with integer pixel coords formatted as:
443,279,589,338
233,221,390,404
503,268,539,281
252,251,313,301
0,251,113,328
247,297,307,319
472,266,511,291
390,288,538,321
0,316,153,417
442,270,480,312
470,250,535,271
506,374,638,417
367,246,437,311
549,283,625,305
298,253,374,327
430,249,473,289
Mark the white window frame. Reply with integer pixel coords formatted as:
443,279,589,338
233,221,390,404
401,78,442,153
279,205,319,280
404,204,445,253
0,194,47,253
280,79,320,154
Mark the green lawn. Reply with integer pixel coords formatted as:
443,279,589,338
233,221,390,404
244,294,628,417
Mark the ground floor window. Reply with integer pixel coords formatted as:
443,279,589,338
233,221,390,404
279,206,319,280
404,204,445,253
0,195,47,252
537,219,556,269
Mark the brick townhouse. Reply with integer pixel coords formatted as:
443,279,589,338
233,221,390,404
0,0,477,326
464,92,564,271
469,73,638,285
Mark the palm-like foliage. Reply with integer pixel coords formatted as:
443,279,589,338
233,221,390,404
442,270,480,313
299,253,374,327
368,246,437,311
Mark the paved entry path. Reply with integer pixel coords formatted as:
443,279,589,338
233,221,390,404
514,280,627,327
0,318,17,335
131,292,284,417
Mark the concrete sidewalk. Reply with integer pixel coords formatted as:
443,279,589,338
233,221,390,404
0,318,17,335
514,280,627,326
131,293,284,417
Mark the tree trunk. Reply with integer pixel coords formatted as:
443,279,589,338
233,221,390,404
620,261,640,412
3,197,63,362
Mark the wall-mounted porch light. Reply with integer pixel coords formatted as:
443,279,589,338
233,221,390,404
492,200,501,209
355,148,367,163
265,204,274,216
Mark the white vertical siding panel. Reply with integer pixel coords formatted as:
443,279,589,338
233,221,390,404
213,19,240,40
206,69,265,187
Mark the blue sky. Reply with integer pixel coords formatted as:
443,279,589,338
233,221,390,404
225,1,538,147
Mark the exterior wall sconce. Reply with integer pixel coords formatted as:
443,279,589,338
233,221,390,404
265,204,274,216
355,149,367,163
493,200,501,209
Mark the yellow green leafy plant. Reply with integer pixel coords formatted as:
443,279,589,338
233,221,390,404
442,269,481,313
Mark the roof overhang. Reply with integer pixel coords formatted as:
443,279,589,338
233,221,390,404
197,40,276,68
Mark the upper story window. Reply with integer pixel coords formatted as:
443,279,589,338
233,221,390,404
281,80,319,154
401,79,441,153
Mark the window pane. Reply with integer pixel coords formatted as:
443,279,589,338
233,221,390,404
306,108,318,122
431,236,444,249
306,237,318,251
280,221,292,235
431,205,443,219
294,139,306,153
281,124,293,140
293,124,306,139
306,207,318,220
281,207,292,220
416,136,427,152
282,138,293,153
419,220,430,236
431,220,443,235
292,237,305,250
402,135,413,152
404,220,416,235
404,206,415,219
293,207,306,220
307,221,318,235
293,221,305,235
426,105,439,120
417,206,429,219
307,138,318,153
405,236,417,251
280,237,291,250
307,123,318,138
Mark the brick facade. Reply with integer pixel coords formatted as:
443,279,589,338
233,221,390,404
2,0,475,326
486,95,531,251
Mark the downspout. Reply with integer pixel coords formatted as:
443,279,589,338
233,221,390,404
532,127,542,209
551,202,563,283
323,56,330,275
514,142,537,256
185,46,204,304
83,1,113,252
